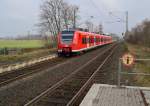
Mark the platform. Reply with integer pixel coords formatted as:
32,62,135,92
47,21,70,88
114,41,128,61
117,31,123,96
80,84,150,106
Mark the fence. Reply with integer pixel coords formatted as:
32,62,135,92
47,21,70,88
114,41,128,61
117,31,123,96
0,48,23,55
117,58,150,87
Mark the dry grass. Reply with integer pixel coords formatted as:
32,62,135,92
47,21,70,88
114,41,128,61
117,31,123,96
126,43,150,86
0,48,56,66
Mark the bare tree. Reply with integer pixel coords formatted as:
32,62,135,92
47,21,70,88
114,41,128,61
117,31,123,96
85,21,94,32
85,21,103,34
61,3,78,29
127,19,150,47
93,23,103,34
39,0,79,48
39,0,62,36
98,24,103,34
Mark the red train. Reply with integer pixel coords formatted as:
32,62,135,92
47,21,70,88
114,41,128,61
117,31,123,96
57,30,112,56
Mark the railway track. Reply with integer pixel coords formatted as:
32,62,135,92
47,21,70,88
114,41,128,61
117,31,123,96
24,43,118,106
0,57,68,87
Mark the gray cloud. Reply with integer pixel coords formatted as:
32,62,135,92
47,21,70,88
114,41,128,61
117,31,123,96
0,0,150,37
67,0,150,35
0,0,41,37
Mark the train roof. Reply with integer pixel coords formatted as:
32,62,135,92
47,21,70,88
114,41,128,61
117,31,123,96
61,30,111,37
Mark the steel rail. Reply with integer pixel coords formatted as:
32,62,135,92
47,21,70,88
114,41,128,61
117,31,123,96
0,62,53,87
0,57,69,87
67,45,117,106
24,43,116,106
0,70,40,87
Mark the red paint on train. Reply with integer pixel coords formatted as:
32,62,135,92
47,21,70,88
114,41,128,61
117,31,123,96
57,30,112,56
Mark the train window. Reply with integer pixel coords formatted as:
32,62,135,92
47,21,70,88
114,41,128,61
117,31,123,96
91,38,93,43
82,37,87,44
95,38,97,43
82,38,84,44
89,38,91,43
85,38,87,44
96,38,98,43
61,31,74,44
94,37,97,43
62,36,73,39
86,38,89,44
96,38,99,43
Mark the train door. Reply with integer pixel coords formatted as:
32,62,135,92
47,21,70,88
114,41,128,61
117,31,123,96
94,36,96,46
91,36,94,47
89,36,92,47
86,35,89,48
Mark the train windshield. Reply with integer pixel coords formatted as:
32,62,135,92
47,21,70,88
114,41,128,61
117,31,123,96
61,31,74,44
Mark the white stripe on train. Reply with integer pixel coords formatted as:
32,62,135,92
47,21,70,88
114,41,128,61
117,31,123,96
58,42,112,53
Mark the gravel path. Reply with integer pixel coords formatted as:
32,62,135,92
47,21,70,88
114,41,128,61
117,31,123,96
0,45,111,106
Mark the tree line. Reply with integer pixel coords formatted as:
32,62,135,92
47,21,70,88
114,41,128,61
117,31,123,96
126,19,150,47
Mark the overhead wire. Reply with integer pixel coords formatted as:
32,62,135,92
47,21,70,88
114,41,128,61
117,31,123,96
89,0,125,24
86,0,114,23
88,0,103,18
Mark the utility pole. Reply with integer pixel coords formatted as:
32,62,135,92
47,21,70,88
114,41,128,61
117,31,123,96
108,11,129,38
73,7,79,29
73,8,76,29
125,11,128,37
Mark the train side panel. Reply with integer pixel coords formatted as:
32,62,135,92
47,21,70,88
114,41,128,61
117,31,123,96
57,30,113,56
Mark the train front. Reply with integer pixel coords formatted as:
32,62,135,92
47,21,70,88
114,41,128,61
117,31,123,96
57,30,75,56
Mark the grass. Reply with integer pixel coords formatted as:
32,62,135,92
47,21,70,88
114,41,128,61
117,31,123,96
126,43,150,86
0,39,57,66
0,48,57,66
126,43,150,58
0,40,44,48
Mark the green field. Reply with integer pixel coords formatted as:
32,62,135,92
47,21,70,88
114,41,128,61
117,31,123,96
0,40,44,48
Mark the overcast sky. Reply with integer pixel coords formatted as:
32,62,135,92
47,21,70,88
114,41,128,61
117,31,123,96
0,0,150,37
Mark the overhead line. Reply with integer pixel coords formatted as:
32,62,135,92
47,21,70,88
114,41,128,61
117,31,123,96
89,0,103,17
89,0,126,23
